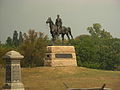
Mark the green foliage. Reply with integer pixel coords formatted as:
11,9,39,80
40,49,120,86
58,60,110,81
19,30,48,67
71,24,120,70
13,30,19,47
1,23,120,70
87,23,112,39
19,31,23,45
0,44,14,68
6,30,24,47
6,37,13,46
71,34,120,70
3,30,49,68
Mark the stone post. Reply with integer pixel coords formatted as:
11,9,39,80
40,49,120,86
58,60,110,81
2,50,25,90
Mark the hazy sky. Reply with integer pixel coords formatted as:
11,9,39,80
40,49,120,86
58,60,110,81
0,0,120,43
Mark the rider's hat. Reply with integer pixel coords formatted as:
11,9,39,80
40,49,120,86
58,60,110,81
57,15,60,17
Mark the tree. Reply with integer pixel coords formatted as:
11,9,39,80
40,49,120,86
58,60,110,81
87,23,112,39
75,34,91,40
6,37,12,46
69,23,120,70
71,35,120,70
18,31,23,45
19,29,48,67
13,30,19,47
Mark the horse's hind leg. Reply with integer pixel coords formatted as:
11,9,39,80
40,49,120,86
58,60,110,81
68,27,73,39
69,31,73,39
66,33,70,40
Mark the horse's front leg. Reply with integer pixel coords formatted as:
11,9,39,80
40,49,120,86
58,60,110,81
61,34,64,45
51,34,55,45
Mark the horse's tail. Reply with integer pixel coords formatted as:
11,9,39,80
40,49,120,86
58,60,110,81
68,27,73,39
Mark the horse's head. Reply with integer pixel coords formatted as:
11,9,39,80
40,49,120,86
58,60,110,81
46,17,52,24
46,17,56,33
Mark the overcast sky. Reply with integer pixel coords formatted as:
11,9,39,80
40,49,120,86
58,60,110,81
0,0,120,43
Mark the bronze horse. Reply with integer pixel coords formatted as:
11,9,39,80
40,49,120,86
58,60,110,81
46,17,73,43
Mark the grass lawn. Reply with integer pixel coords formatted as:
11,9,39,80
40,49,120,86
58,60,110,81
0,67,120,90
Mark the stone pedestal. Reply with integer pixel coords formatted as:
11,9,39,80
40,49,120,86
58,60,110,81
2,50,25,90
44,46,77,66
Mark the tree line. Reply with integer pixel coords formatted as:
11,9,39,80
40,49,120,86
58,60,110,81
0,23,120,70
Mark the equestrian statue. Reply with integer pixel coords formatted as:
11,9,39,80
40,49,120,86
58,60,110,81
46,15,73,44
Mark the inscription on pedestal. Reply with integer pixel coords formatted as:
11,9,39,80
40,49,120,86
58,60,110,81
12,65,20,82
55,54,72,58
